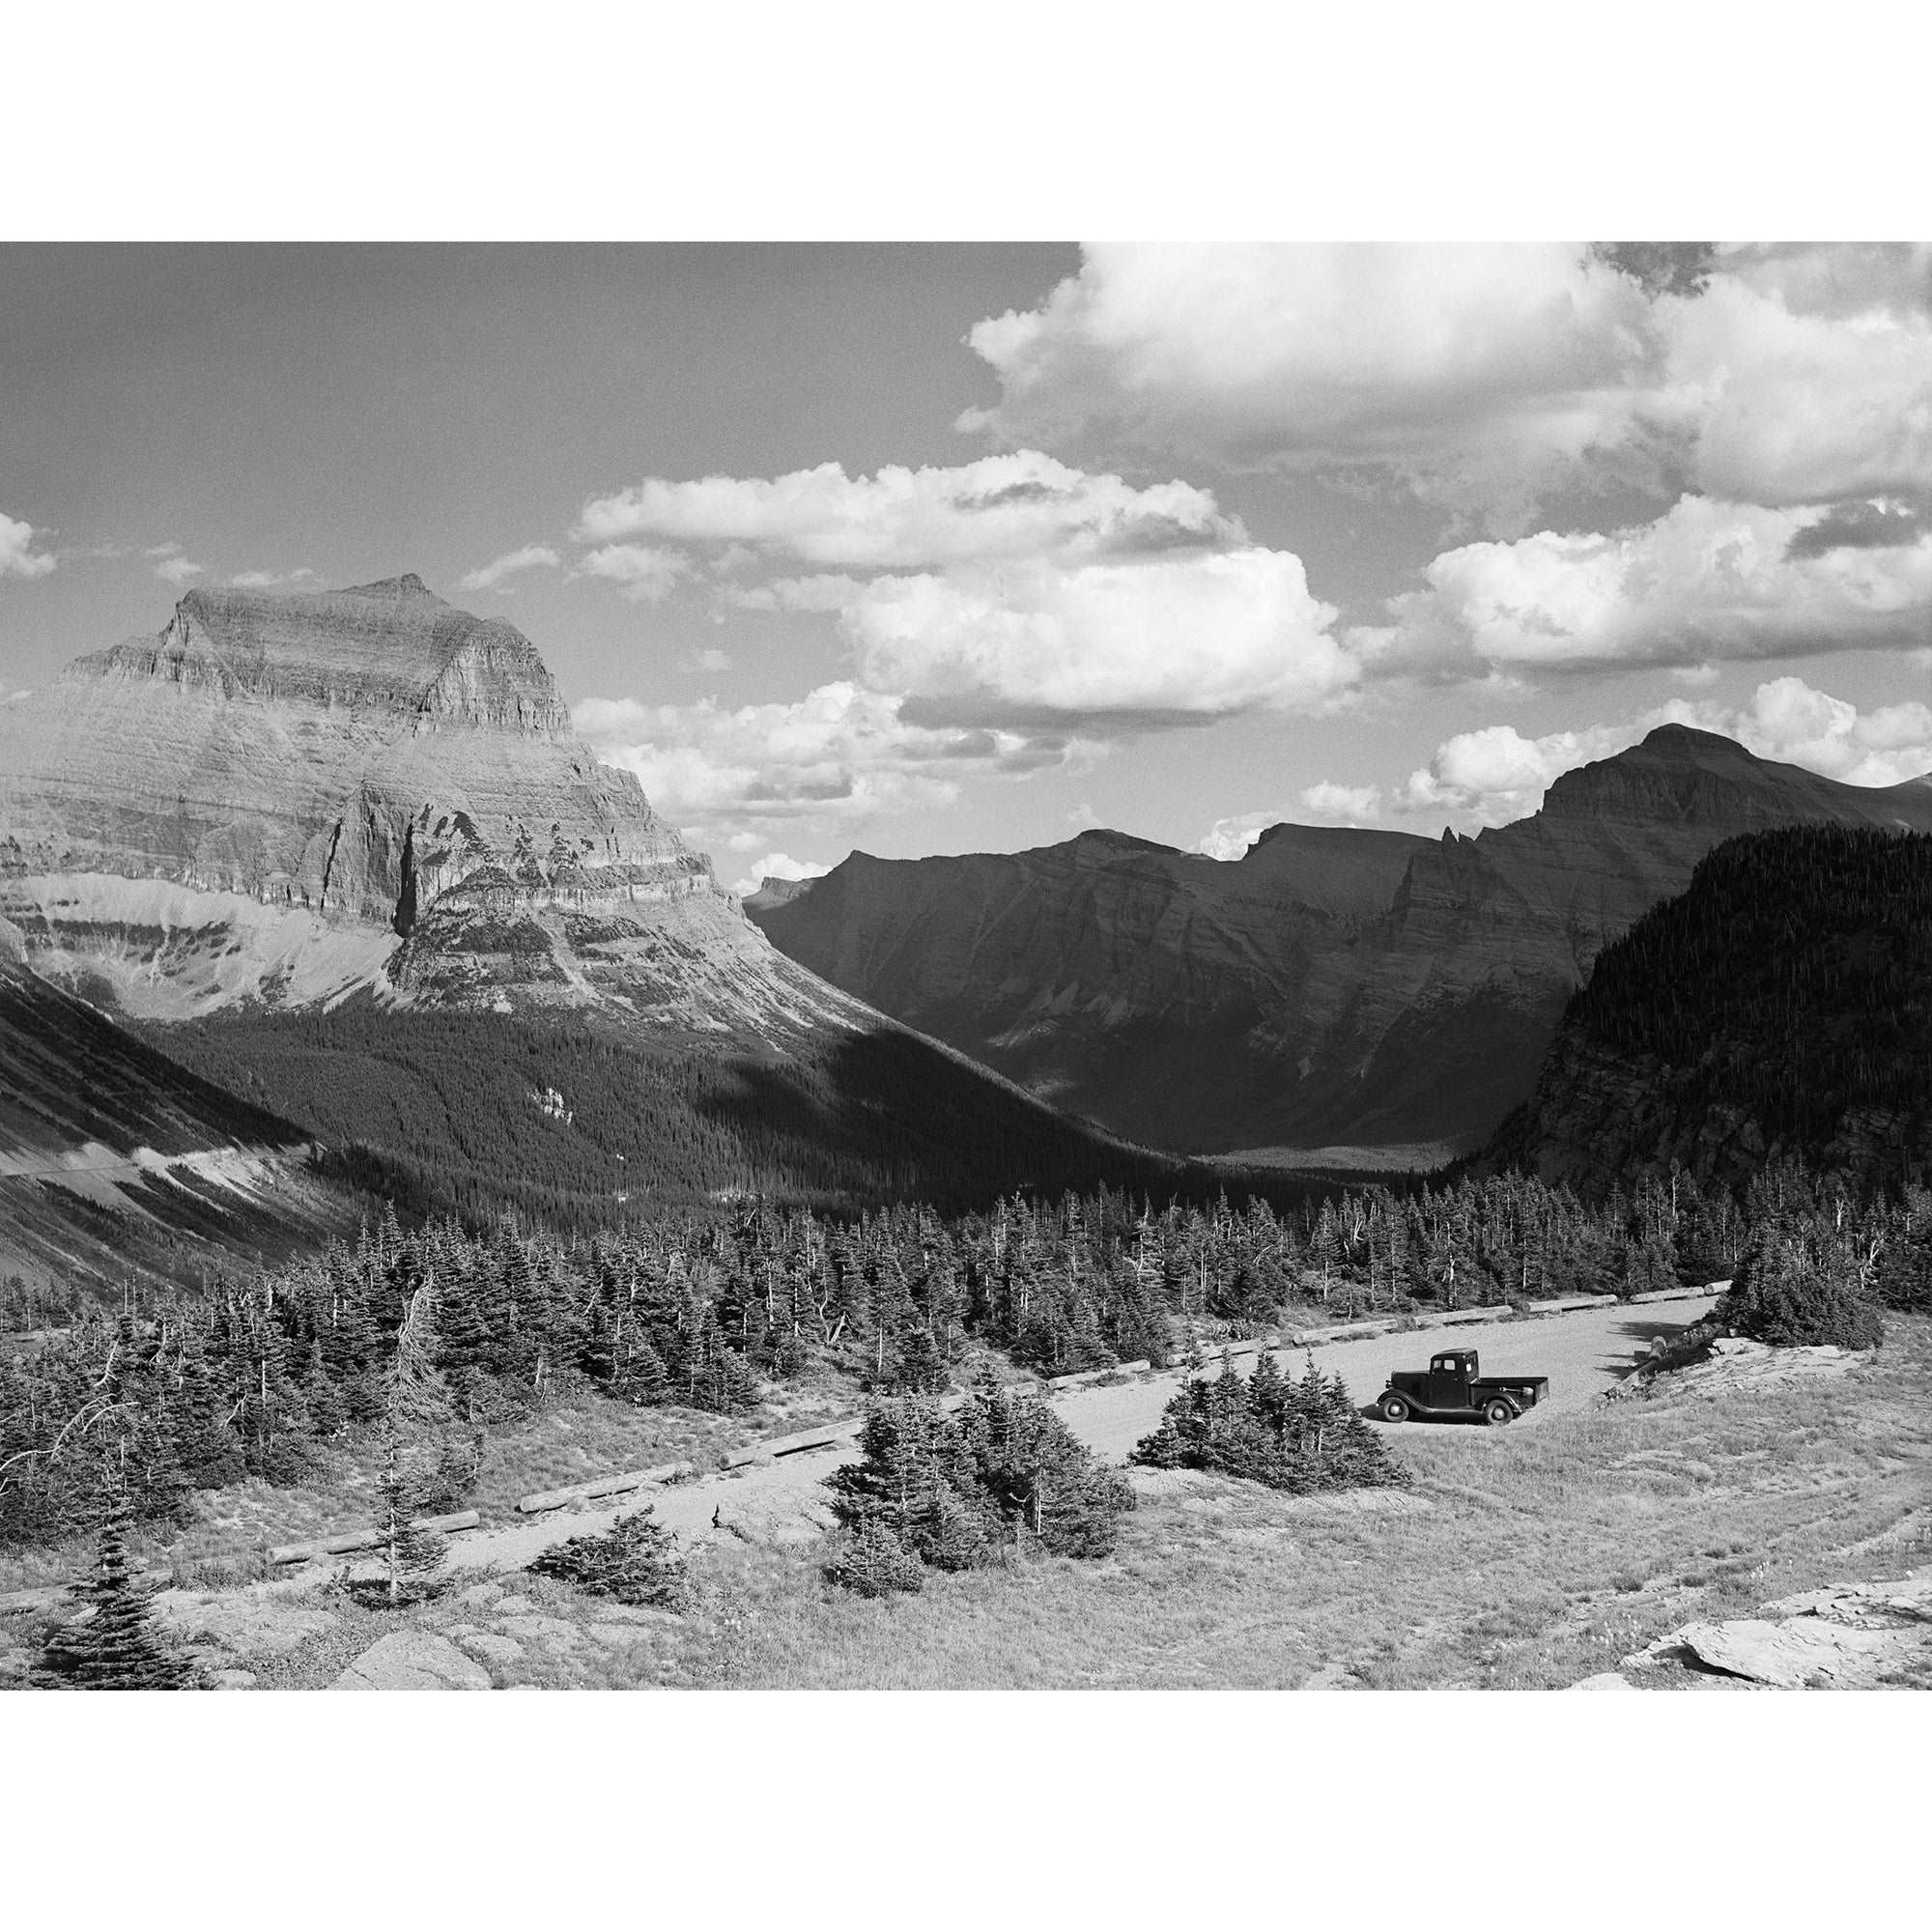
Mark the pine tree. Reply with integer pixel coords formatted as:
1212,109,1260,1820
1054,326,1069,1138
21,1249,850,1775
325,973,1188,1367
530,1506,689,1607
825,1519,926,1597
1722,1226,1886,1350
952,1380,1132,1560
33,1479,201,1690
357,1430,448,1608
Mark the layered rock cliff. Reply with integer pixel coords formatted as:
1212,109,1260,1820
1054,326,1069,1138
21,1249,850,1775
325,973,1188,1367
0,576,861,1037
752,728,1932,1155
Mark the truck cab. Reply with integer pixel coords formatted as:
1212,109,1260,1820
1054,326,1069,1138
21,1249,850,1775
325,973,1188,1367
1378,1349,1548,1425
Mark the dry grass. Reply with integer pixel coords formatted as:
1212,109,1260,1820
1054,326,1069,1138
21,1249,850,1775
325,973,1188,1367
9,1319,1924,1691
702,1314,1932,1690
0,1384,789,1597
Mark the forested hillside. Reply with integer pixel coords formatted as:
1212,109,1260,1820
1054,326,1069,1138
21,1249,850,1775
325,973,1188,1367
146,1003,1197,1228
1495,827,1932,1193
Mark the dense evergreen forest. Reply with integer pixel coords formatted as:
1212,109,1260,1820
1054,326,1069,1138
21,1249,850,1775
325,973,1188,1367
146,1004,1220,1227
1501,826,1932,1192
7,1155,1928,1552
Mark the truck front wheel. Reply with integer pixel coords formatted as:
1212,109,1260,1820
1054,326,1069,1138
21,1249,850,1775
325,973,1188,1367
1379,1395,1410,1423
1484,1399,1514,1426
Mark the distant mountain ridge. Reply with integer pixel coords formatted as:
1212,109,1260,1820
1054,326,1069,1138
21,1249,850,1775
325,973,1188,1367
750,726,1932,1156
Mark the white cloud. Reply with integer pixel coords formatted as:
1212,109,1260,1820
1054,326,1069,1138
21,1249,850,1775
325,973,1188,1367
458,544,561,594
575,681,1088,841
1194,813,1274,861
577,450,1240,568
686,646,731,674
577,543,690,603
0,514,57,581
961,242,1932,534
727,851,831,898
1663,676,1932,789
1662,253,1932,508
961,244,1662,532
1299,781,1383,824
1400,722,1641,824
154,554,205,586
831,549,1353,723
1357,496,1932,679
227,566,318,588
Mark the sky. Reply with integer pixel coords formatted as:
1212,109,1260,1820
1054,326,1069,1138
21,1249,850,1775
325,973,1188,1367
4,240,1931,895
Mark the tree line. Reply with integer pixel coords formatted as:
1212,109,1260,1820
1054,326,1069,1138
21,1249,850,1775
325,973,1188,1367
5,1154,1927,1553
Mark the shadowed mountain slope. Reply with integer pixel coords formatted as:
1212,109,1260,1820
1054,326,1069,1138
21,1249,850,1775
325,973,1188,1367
751,727,1932,1156
0,921,355,1295
1488,825,1932,1196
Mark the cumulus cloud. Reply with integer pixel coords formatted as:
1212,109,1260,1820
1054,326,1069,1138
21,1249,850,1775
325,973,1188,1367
458,544,561,595
153,554,205,587
961,244,1662,531
574,682,1089,841
576,450,1240,568
727,851,831,898
1299,781,1384,824
582,454,1356,731
1400,722,1641,823
0,514,57,581
834,549,1352,724
961,242,1932,535
227,566,318,588
1662,676,1932,789
1356,496,1932,679
1664,257,1932,508
577,543,690,603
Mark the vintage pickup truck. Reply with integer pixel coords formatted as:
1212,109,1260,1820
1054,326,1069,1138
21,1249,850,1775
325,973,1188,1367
1375,1349,1548,1425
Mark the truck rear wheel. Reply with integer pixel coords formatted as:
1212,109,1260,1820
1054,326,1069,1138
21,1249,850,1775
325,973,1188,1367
1484,1399,1514,1426
1379,1395,1410,1423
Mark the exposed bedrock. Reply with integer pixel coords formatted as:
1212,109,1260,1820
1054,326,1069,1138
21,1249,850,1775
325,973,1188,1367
0,576,857,1037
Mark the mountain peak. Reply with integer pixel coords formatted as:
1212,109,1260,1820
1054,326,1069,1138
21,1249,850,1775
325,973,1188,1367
1634,722,1757,760
337,572,444,603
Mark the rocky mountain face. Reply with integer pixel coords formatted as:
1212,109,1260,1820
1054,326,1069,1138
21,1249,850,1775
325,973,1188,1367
751,728,1932,1156
1489,824,1932,1196
0,577,1174,1251
0,575,860,1037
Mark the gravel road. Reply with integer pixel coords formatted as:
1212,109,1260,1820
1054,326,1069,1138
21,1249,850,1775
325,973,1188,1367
434,1293,1719,1577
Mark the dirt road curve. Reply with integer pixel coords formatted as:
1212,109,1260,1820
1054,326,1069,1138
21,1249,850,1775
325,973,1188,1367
438,1294,1719,1577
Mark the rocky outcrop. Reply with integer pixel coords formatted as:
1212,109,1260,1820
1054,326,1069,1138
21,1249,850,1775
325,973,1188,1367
329,1629,492,1691
753,728,1932,1154
1617,1565,1932,1689
1604,1334,1869,1404
0,576,862,1038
